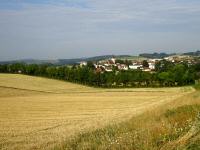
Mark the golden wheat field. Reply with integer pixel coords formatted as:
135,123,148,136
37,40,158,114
0,74,194,150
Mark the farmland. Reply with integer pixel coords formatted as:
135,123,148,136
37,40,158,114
0,74,195,150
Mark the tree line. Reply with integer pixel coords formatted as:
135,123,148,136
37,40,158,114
0,60,200,88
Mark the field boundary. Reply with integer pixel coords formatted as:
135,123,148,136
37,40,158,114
0,85,57,94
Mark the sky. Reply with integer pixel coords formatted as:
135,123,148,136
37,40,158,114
0,0,200,61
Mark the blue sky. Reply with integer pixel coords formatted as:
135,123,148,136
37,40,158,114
0,0,200,60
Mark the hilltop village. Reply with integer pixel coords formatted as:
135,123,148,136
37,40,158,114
0,52,200,88
79,54,199,73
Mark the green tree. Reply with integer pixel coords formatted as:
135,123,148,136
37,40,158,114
87,61,95,70
25,64,39,75
142,60,149,68
0,65,8,73
172,64,186,85
158,72,171,86
155,60,174,72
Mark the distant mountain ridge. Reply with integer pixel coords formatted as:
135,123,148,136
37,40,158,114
139,52,176,59
0,55,130,65
183,50,200,56
139,50,200,58
0,59,59,65
0,51,199,65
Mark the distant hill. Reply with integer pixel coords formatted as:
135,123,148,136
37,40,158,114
58,55,132,65
1,51,199,65
58,55,117,65
139,51,200,59
139,52,176,59
0,59,59,65
0,55,131,65
183,50,200,56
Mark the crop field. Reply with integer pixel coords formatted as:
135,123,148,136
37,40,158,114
0,74,194,150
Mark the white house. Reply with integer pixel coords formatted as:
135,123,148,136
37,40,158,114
79,61,87,67
118,64,128,70
129,64,142,70
148,62,155,70
105,66,113,72
111,58,116,64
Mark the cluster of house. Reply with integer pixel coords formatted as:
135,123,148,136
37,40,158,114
164,55,197,66
79,55,199,73
80,58,157,72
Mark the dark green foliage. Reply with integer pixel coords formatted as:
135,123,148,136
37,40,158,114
155,60,174,72
115,59,124,64
0,61,199,87
87,61,95,69
142,60,149,68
